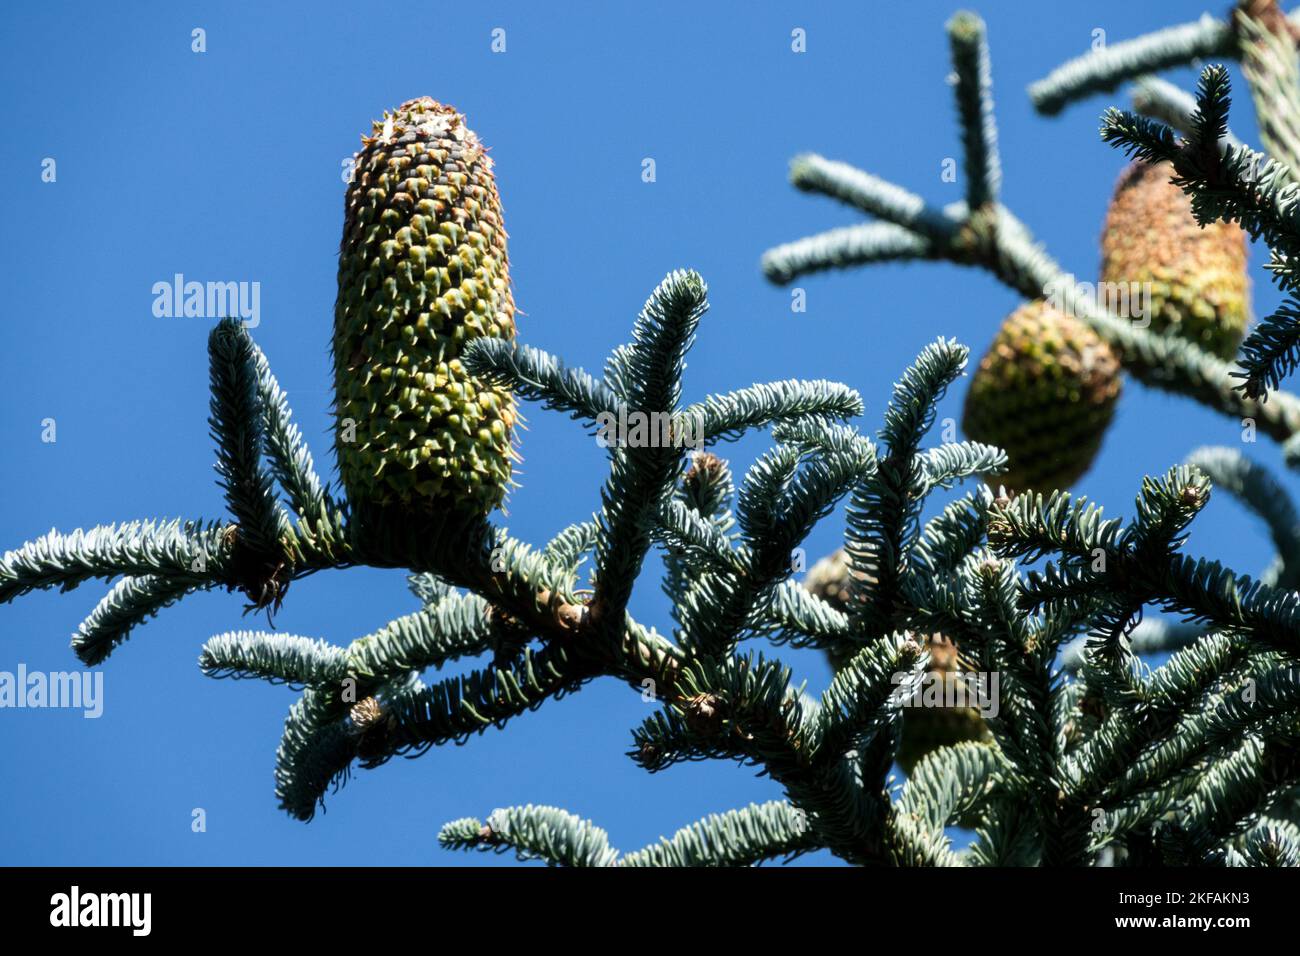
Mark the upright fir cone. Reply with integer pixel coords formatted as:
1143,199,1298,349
1101,160,1250,359
962,300,1122,494
333,98,517,516
802,549,989,774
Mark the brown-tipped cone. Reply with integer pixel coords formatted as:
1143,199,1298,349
1100,160,1250,360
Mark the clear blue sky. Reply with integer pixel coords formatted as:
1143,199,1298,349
0,0,1282,866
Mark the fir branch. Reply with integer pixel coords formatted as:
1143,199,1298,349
986,488,1124,563
542,520,599,583
771,416,876,461
681,379,864,445
1098,107,1181,164
71,574,200,665
685,443,869,656
630,652,890,862
1202,665,1300,748
248,334,329,523
630,653,814,775
1237,822,1300,866
1131,76,1247,150
1191,62,1234,152
1147,554,1300,656
1159,734,1300,863
1060,617,1203,674
1187,446,1300,585
654,498,743,574
947,11,1001,209
1237,300,1300,401
813,633,920,760
965,796,1041,866
1064,632,1255,809
1123,464,1210,559
439,805,619,867
274,686,356,822
787,154,955,241
461,338,619,425
907,491,990,579
346,593,513,680
619,801,817,867
898,740,1008,834
407,571,451,606
918,440,1006,492
601,342,637,399
0,519,233,604
761,580,850,649
761,222,933,284
589,271,709,636
889,811,963,867
1236,3,1300,174
1029,13,1238,115
967,557,1059,796
199,631,350,685
364,644,591,759
208,319,288,555
767,42,1300,445
846,339,968,639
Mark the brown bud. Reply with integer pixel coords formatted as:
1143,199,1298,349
684,692,726,735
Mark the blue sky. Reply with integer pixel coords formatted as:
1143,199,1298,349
0,0,1284,866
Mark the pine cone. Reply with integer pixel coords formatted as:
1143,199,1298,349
333,97,517,515
962,300,1122,494
1101,160,1250,360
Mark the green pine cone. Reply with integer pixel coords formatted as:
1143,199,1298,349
332,97,516,516
1101,160,1250,360
962,300,1122,495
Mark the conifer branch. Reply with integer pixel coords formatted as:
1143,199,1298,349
71,574,201,665
589,271,709,637
760,223,933,284
345,593,515,680
248,334,330,524
0,520,234,604
199,631,350,685
682,379,864,445
1027,11,1253,116
439,805,620,867
1131,76,1247,151
208,319,290,555
275,686,356,822
461,338,620,425
847,340,969,639
948,11,1001,209
618,801,817,866
1187,446,1300,585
